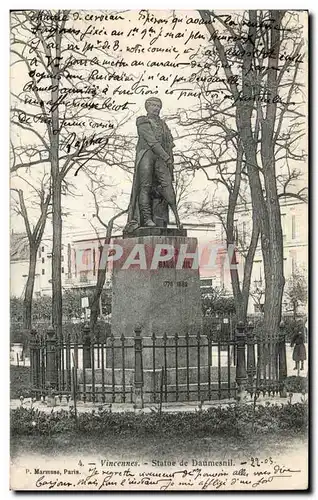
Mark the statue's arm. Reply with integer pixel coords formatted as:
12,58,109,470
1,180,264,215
137,117,170,162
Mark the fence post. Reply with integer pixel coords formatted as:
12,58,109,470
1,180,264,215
46,328,58,391
246,321,256,394
134,327,144,409
83,325,92,369
235,321,247,402
278,321,287,398
29,329,40,391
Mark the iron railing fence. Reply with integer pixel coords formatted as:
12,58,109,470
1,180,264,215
28,322,288,406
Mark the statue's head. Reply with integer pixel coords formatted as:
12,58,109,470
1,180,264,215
145,97,162,116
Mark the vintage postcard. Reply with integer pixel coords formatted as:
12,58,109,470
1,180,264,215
10,9,309,491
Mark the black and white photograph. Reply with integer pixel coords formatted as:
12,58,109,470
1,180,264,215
9,8,308,491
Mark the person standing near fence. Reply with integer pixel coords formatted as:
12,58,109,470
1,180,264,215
290,330,306,372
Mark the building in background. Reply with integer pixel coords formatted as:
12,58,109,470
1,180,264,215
10,232,29,298
64,236,112,292
10,232,69,298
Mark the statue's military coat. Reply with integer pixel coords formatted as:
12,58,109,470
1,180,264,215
127,115,175,227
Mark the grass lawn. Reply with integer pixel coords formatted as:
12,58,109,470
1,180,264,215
11,431,307,463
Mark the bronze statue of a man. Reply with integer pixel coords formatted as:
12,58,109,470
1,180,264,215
125,97,182,233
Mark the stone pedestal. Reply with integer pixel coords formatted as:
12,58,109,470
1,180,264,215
100,229,213,405
111,232,203,342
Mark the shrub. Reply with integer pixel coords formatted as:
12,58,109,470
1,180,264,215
251,316,306,342
285,376,308,394
277,402,308,431
10,366,32,400
10,401,308,437
10,289,112,325
281,316,306,342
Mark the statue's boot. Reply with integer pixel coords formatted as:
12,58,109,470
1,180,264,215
144,219,156,227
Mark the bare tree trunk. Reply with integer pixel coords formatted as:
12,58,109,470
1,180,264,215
261,10,285,338
51,172,63,338
13,187,51,331
89,210,127,336
235,11,275,332
23,246,37,330
262,179,285,337
226,146,243,320
241,214,260,320
293,301,297,321
51,44,62,338
90,243,109,335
